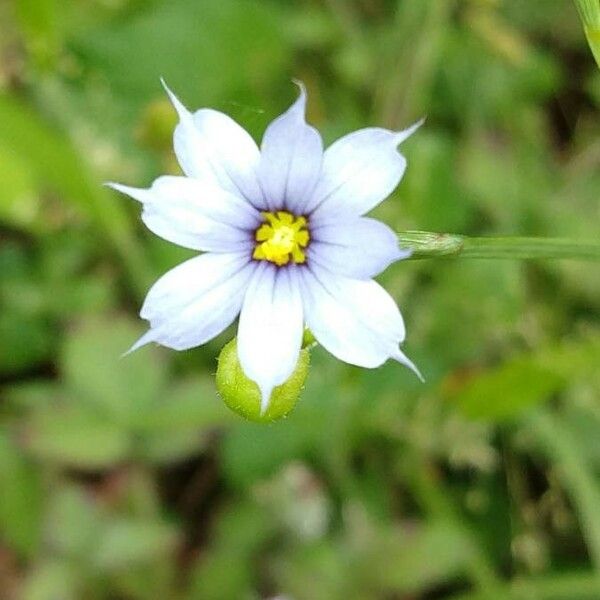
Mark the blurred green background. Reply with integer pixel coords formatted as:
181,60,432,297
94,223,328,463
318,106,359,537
1,1,600,598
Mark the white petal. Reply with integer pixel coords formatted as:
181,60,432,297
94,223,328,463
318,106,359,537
308,217,411,279
300,265,419,376
237,263,304,413
162,80,265,209
130,252,255,352
108,177,259,252
258,82,323,213
306,120,423,221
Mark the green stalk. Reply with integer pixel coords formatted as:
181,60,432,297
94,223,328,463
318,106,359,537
398,231,600,261
575,0,600,68
530,412,600,571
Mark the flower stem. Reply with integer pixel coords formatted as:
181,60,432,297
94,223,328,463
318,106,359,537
398,231,600,261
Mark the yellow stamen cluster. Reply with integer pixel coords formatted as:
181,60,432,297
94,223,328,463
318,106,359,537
253,211,310,266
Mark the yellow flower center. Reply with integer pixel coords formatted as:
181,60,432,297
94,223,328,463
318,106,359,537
253,211,310,266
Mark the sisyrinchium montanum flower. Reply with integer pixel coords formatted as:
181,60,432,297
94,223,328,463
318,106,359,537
109,80,423,414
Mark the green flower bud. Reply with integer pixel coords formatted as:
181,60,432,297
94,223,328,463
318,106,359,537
216,338,310,423
576,0,600,69
302,328,317,348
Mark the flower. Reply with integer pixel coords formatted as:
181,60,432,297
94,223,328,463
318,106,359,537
109,81,422,413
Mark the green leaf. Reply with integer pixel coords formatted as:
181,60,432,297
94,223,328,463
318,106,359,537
452,335,600,420
26,406,130,469
3,382,60,412
454,360,563,420
0,243,45,327
188,552,254,600
402,133,471,231
73,0,290,110
362,521,475,594
274,541,348,600
61,316,167,426
0,94,151,295
138,429,206,465
0,143,40,231
188,501,273,599
450,572,600,600
420,260,524,371
134,377,232,432
21,561,79,600
14,0,62,67
0,311,54,375
44,486,101,559
0,432,44,558
91,519,178,571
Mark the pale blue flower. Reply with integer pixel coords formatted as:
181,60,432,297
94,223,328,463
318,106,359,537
109,81,422,411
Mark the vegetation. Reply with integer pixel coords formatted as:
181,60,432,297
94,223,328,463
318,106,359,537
1,1,599,598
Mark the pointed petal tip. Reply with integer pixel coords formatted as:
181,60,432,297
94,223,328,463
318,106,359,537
259,384,274,416
393,348,425,382
104,182,148,203
104,181,125,192
394,117,426,146
104,182,133,198
160,78,190,121
291,78,307,94
289,79,308,111
121,330,155,358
